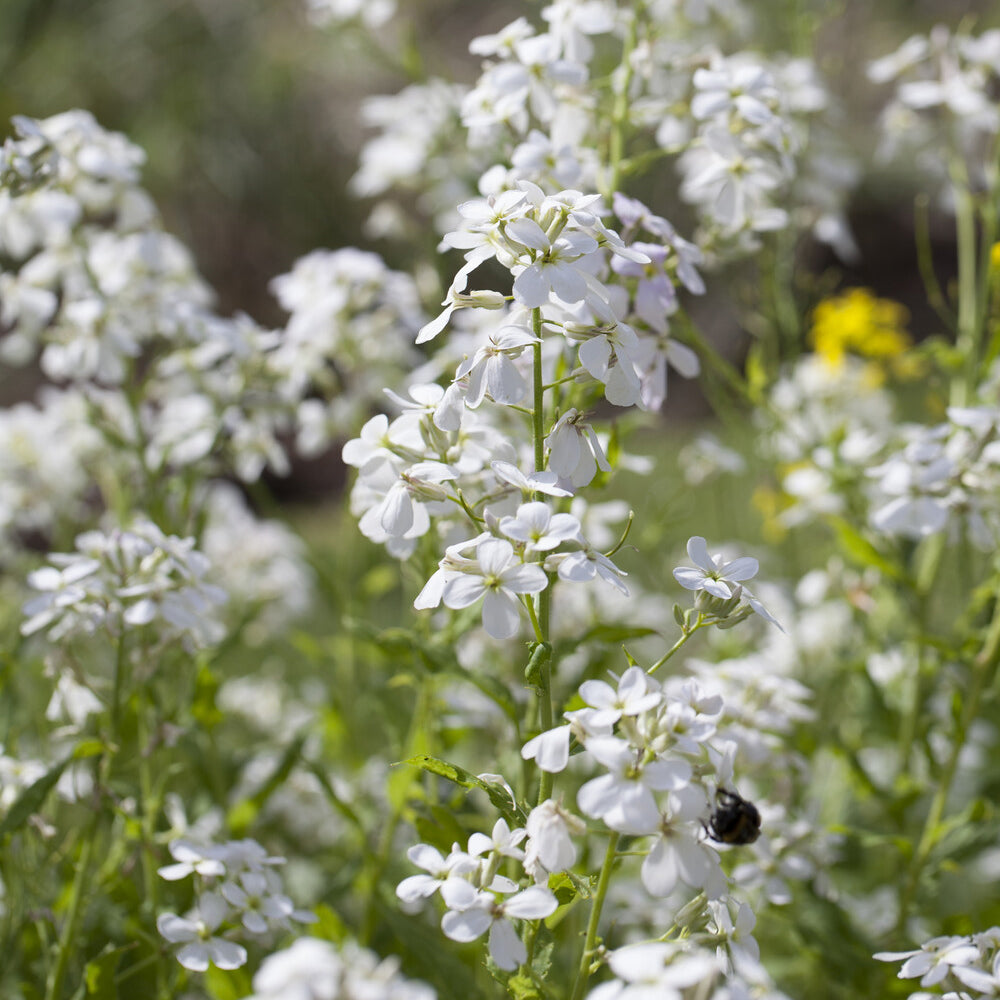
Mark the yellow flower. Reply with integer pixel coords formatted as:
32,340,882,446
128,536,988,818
810,288,911,369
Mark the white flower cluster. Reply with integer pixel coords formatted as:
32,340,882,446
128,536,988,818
21,520,227,649
522,665,746,893
240,936,435,1000
0,111,211,383
869,25,1000,194
348,6,853,261
586,934,794,1000
758,354,893,529
304,0,395,29
397,665,782,979
0,388,103,547
867,405,1000,546
269,247,425,453
200,484,314,642
397,815,561,971
875,927,1000,998
156,836,315,972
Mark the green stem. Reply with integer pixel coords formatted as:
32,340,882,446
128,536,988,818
136,691,164,998
45,824,97,1000
605,14,638,198
951,164,979,406
897,591,1000,929
532,312,546,486
360,681,431,945
898,535,946,762
648,620,701,675
529,308,556,806
569,832,620,1000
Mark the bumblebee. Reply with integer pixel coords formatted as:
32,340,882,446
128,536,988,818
705,789,761,846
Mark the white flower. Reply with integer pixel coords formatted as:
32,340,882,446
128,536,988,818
641,794,725,899
577,737,691,835
587,942,722,1000
157,839,226,881
520,706,611,773
691,60,778,124
396,843,478,905
525,799,585,872
545,409,611,487
672,536,759,600
441,538,548,640
468,818,527,863
456,324,538,407
874,935,981,988
551,544,629,595
220,869,303,936
577,323,643,407
491,459,573,498
579,666,663,727
441,885,558,971
499,501,581,554
157,892,246,972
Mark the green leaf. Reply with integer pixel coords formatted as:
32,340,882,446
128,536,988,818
0,755,71,838
204,965,253,1000
547,872,578,906
226,734,306,835
308,903,351,944
507,974,542,1000
72,739,107,760
580,624,658,644
828,517,903,580
403,755,526,824
84,945,122,1000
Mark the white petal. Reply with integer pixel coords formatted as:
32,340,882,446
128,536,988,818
685,536,715,572
489,918,526,971
208,939,247,970
504,886,558,920
482,590,521,639
521,726,571,772
157,913,196,944
442,575,488,610
442,906,492,943
176,944,210,972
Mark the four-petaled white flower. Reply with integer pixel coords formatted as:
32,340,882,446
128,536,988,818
500,501,581,554
456,325,539,407
441,537,548,639
440,884,558,971
672,536,759,599
157,892,247,972
577,736,692,835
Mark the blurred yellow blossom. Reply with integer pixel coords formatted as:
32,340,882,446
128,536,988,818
810,288,911,368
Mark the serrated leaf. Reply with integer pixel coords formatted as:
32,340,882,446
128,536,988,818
547,872,578,906
0,756,71,838
506,973,542,1000
403,755,526,824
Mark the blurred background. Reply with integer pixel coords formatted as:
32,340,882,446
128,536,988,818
1,0,997,497
1,1,994,309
